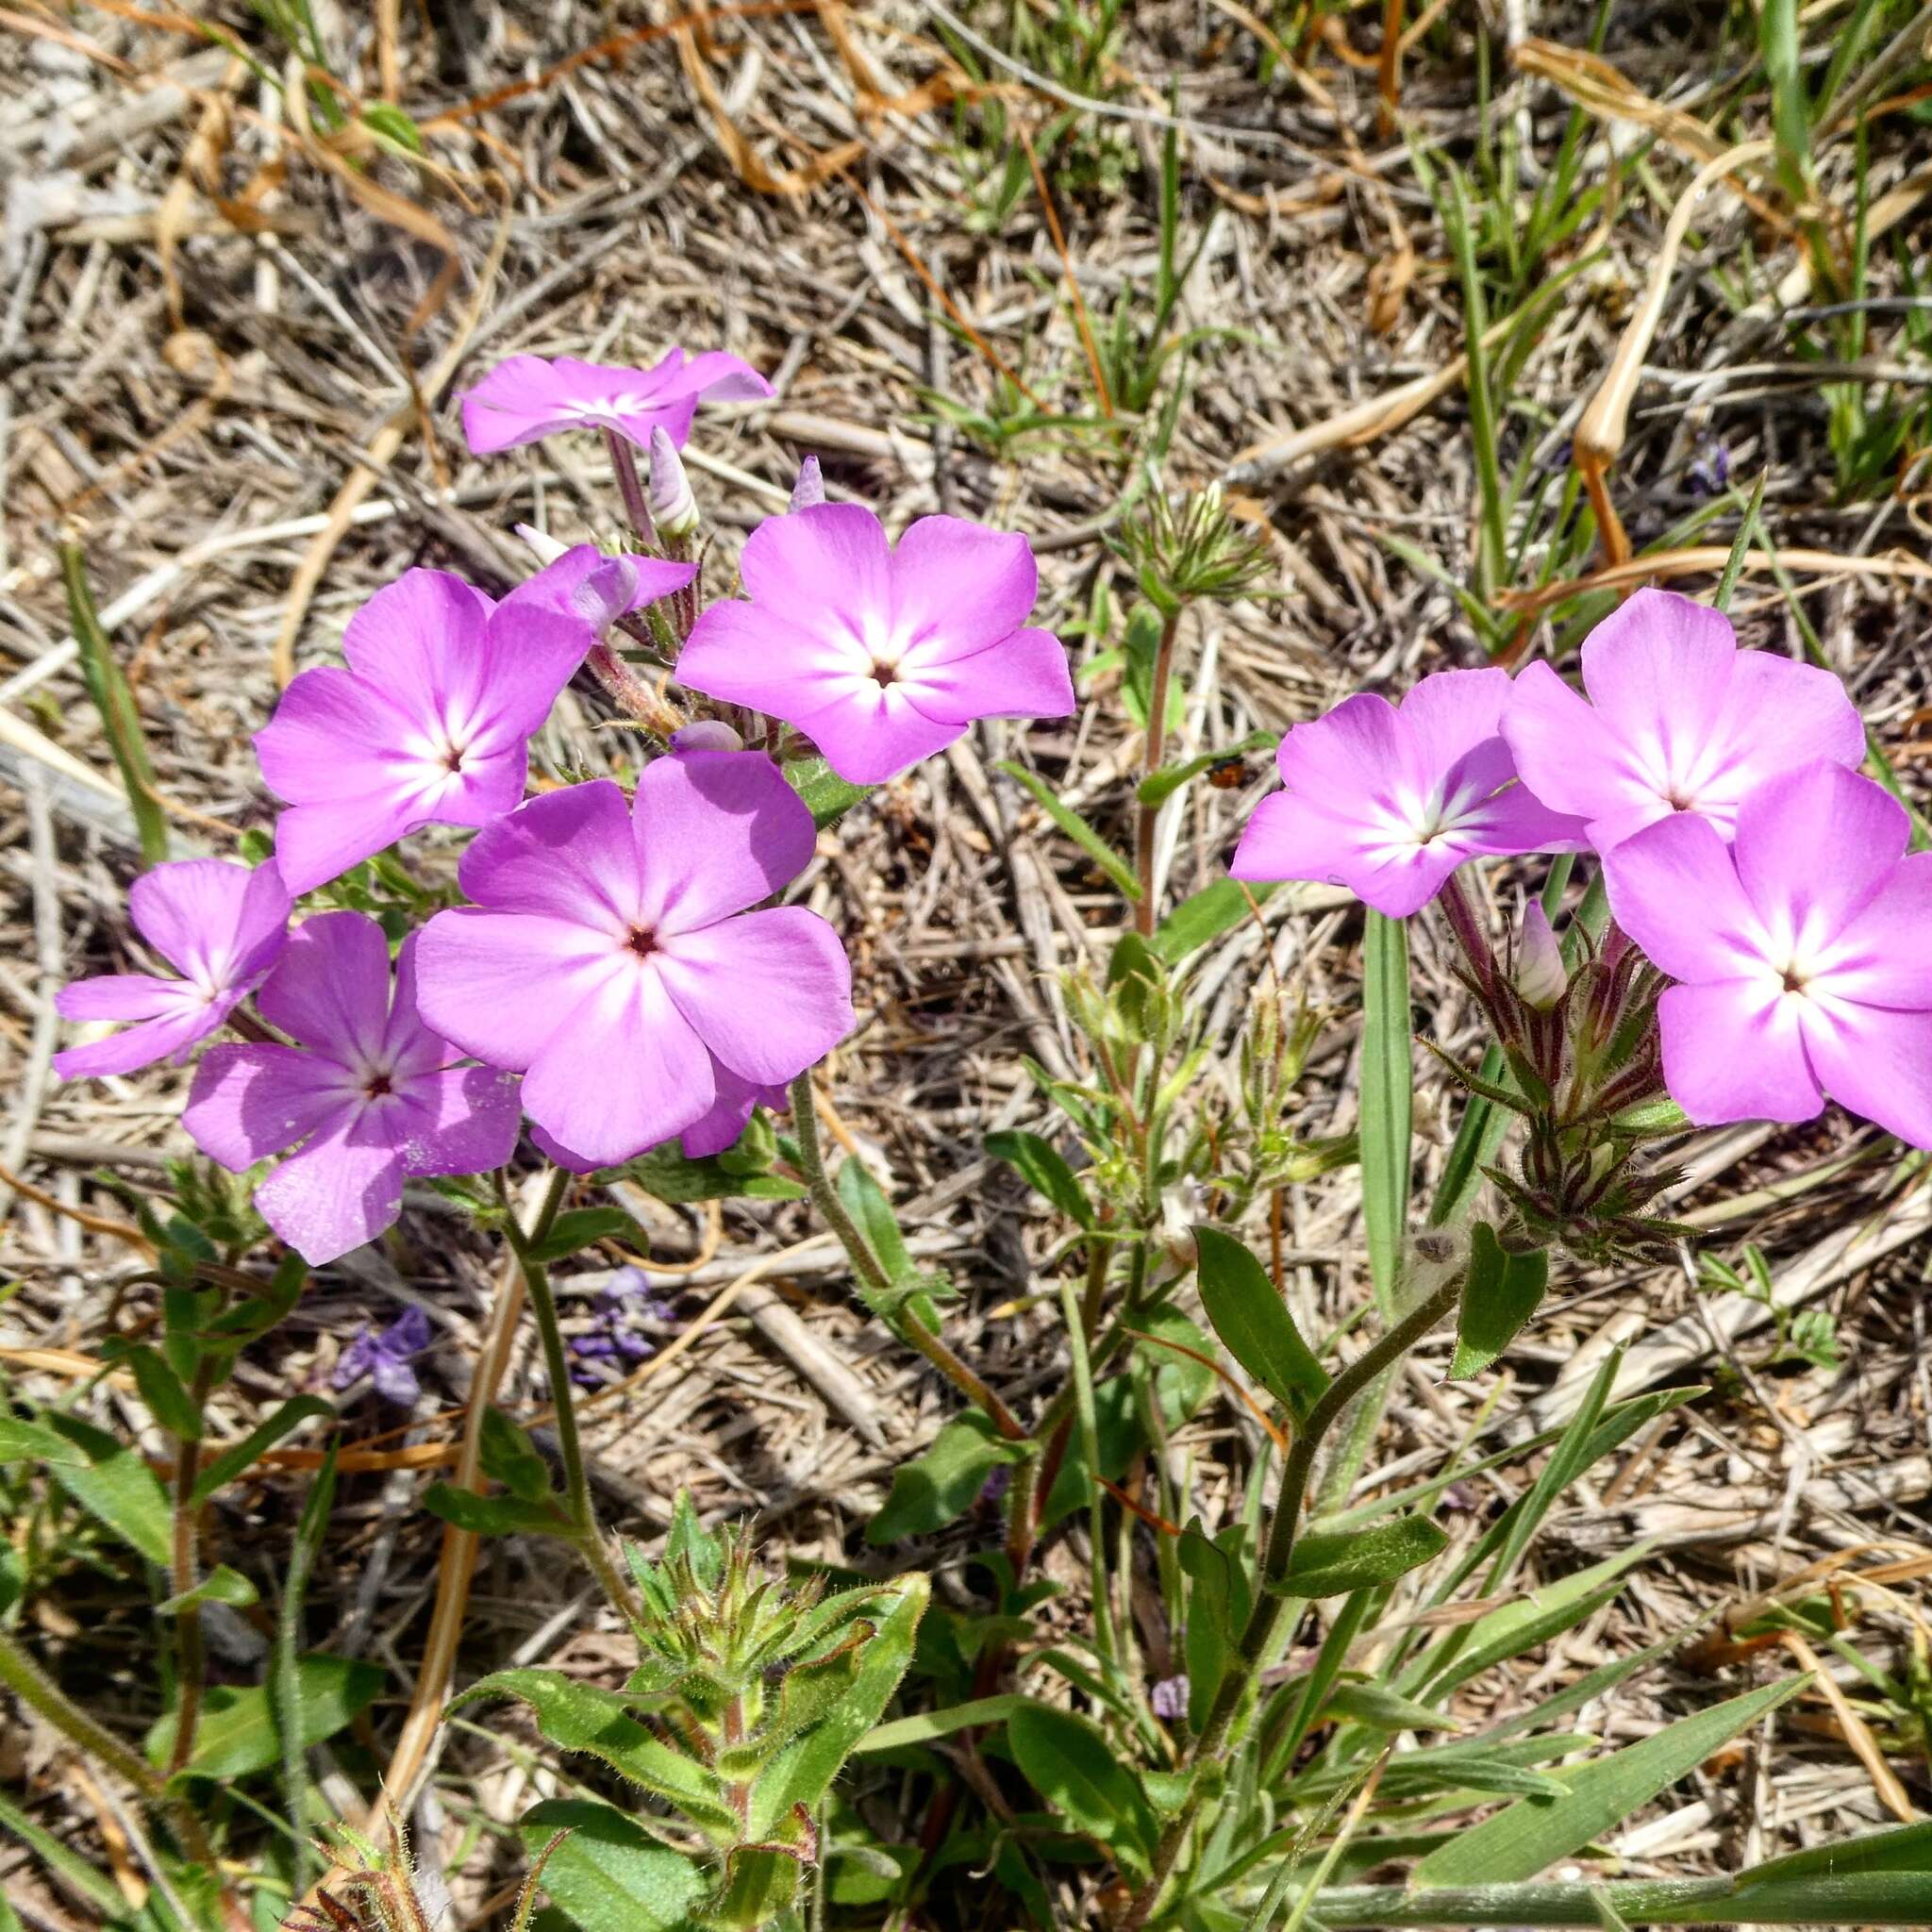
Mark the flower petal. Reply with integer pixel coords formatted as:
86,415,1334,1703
656,348,773,404
389,1065,524,1176
184,1042,352,1168
909,627,1076,725
1500,660,1645,837
1578,589,1737,784
1600,814,1770,985
339,569,495,730
1275,693,1425,808
457,779,643,928
1657,981,1824,1124
890,517,1039,659
652,906,855,1084
676,599,866,717
57,974,180,1023
1731,760,1909,941
1821,851,1932,1008
738,503,891,640
1799,998,1932,1149
270,793,434,899
258,911,394,1064
1229,792,1371,891
681,1060,788,1158
791,686,965,785
53,1003,223,1080
1394,668,1513,774
254,1123,407,1266
633,752,818,933
127,858,291,988
521,963,716,1166
508,545,694,640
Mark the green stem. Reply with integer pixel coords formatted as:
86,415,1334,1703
505,1167,643,1624
1133,607,1184,937
165,1359,219,1777
1122,1273,1465,1929
786,1071,1024,1441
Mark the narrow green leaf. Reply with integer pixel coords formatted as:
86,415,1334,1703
1449,1226,1550,1378
1416,1678,1806,1887
517,1798,707,1932
1193,1224,1328,1419
987,1129,1093,1228
525,1207,638,1265
0,1416,88,1466
1713,472,1767,614
125,1344,204,1441
147,1654,383,1779
191,1394,333,1506
480,1406,555,1503
997,758,1142,900
1324,1683,1459,1733
1008,1702,1158,1874
276,1442,336,1884
867,1413,1020,1543
1135,730,1275,808
783,753,873,830
158,1563,258,1615
44,1415,172,1566
857,1692,1030,1755
1279,1516,1448,1598
615,1144,804,1202
1360,912,1412,1318
420,1483,570,1537
1152,877,1279,962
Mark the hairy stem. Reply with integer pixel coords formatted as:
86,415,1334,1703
165,1358,219,1776
1438,872,1498,998
787,1069,1024,1440
504,1169,644,1624
1132,607,1184,938
1122,1273,1464,1928
605,428,657,545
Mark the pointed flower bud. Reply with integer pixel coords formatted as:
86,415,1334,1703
788,454,825,510
1513,899,1567,1010
513,522,570,567
648,425,699,540
671,719,743,754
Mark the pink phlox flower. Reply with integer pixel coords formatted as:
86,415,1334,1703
1503,588,1864,853
1229,668,1588,918
184,915,523,1266
530,1063,788,1174
413,752,853,1168
1603,759,1932,1146
55,858,291,1080
513,541,695,636
675,505,1076,785
256,564,603,895
459,348,773,456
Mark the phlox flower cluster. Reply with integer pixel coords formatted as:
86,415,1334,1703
55,345,1078,1264
1232,588,1929,1147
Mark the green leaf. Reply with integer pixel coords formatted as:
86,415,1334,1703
783,754,873,830
1324,1682,1459,1733
458,1669,737,1830
1360,911,1413,1318
44,1415,172,1566
158,1563,258,1616
856,1692,1030,1755
1135,730,1275,808
1415,1678,1807,1888
1449,1226,1550,1379
420,1483,570,1538
1008,1703,1158,1874
525,1208,638,1266
1151,877,1279,963
147,1654,383,1779
125,1344,204,1441
616,1144,804,1203
837,1157,916,1288
1192,1225,1327,1419
1178,1522,1250,1730
996,759,1141,901
191,1394,333,1506
517,1798,706,1932
986,1129,1093,1228
63,542,168,866
1280,1516,1448,1597
867,1413,1021,1543
480,1407,555,1504
0,1416,88,1466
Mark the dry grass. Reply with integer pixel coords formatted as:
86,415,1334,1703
2,0,1930,1924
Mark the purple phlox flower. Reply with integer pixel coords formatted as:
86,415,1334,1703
789,455,826,510
413,752,851,1169
255,566,606,895
1602,760,1932,1147
1503,589,1864,854
458,348,773,456
183,915,522,1266
55,858,291,1080
1150,1674,1190,1721
676,505,1076,786
567,1266,671,1387
333,1304,434,1407
511,537,695,636
1228,668,1589,919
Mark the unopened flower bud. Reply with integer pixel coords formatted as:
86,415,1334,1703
789,454,825,510
1513,900,1566,1010
648,426,699,540
671,720,743,755
513,522,570,567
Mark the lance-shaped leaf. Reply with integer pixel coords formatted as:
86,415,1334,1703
1450,1224,1551,1379
1277,1515,1448,1598
1008,1702,1159,1876
518,1798,707,1932
1193,1225,1328,1419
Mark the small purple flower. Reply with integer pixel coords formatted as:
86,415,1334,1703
1229,669,1588,918
414,753,851,1168
567,1267,671,1387
255,566,605,895
1688,438,1732,497
1150,1674,1190,1721
675,505,1076,786
1603,760,1932,1145
183,914,522,1265
458,348,773,456
1503,590,1864,854
56,858,291,1079
334,1306,434,1407
789,456,826,510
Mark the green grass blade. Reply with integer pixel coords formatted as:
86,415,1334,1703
1359,912,1412,1319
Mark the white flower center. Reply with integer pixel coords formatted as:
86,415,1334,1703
558,392,653,421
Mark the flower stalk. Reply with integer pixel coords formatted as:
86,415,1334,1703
1133,607,1184,937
